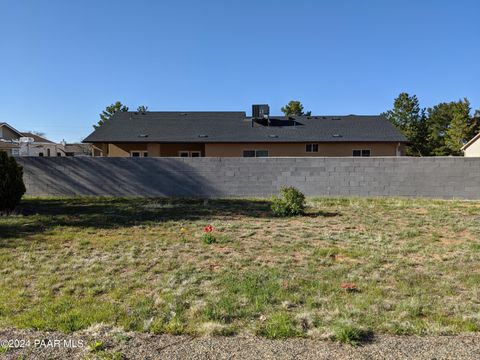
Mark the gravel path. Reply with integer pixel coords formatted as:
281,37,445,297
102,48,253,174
0,328,479,359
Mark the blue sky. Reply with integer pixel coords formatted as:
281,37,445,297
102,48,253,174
1,0,479,142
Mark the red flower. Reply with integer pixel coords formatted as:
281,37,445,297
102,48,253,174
204,225,214,233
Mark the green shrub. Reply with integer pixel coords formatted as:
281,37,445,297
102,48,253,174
0,151,26,214
271,187,306,217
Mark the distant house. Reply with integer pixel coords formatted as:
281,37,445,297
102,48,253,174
83,105,407,157
0,123,22,156
462,133,480,157
0,122,91,157
19,132,63,157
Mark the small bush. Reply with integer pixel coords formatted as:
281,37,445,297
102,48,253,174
271,187,306,217
0,151,26,214
332,324,370,346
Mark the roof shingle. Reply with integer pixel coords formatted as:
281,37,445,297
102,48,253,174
83,112,407,143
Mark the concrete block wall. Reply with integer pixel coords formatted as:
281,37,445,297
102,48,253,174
16,157,480,199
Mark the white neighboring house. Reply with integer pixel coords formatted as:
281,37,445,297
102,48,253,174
19,134,93,157
19,133,65,157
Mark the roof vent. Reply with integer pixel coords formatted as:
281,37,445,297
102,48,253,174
268,134,278,138
198,134,208,138
332,134,343,138
138,134,149,138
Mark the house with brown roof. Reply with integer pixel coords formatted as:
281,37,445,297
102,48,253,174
83,105,407,158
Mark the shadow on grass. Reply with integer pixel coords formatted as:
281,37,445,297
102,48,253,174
0,198,268,241
0,198,341,242
304,210,340,218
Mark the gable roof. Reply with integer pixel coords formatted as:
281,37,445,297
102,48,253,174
0,122,24,138
22,132,54,143
461,132,480,151
83,112,407,143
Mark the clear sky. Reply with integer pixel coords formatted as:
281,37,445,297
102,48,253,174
1,0,479,142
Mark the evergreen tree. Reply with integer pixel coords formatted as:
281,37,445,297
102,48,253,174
94,101,129,129
428,98,477,155
383,93,429,156
281,101,310,116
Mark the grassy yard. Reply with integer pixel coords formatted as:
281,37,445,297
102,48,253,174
0,197,479,340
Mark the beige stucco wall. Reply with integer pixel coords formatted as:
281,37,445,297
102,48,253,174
464,138,480,157
108,143,148,157
106,143,205,157
206,142,402,157
97,142,403,157
159,143,205,157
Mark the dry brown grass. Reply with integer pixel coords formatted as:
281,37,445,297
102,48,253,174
0,196,479,339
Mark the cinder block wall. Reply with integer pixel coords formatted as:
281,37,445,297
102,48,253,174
16,157,480,199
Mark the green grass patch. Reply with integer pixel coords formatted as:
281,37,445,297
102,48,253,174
0,196,479,338
333,325,371,346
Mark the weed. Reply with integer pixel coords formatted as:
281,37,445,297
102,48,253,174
201,233,216,244
89,340,106,352
333,325,370,346
257,312,300,339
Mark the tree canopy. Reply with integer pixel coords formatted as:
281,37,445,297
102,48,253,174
428,98,478,155
94,101,129,129
385,93,479,156
383,93,429,156
281,101,311,116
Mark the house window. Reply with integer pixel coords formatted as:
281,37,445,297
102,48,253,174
306,144,319,153
179,151,202,157
131,151,148,157
243,150,269,157
353,149,371,157
57,152,61,157
39,152,44,157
